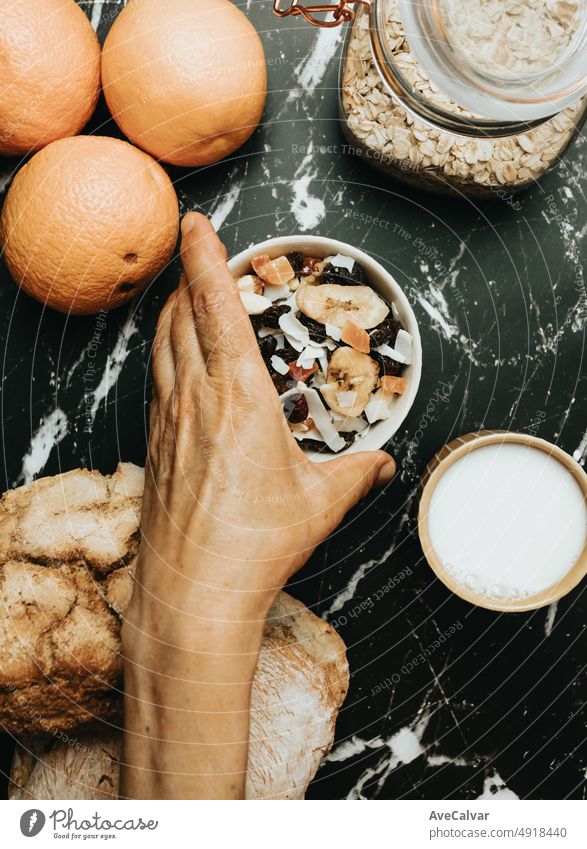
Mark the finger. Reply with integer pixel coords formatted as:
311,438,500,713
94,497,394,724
180,212,258,363
151,290,178,397
169,274,205,374
322,450,397,513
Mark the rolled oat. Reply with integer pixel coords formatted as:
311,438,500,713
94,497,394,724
340,0,586,196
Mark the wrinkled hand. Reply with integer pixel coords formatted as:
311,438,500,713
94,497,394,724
132,212,396,625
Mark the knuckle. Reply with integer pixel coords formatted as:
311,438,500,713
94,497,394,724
192,286,228,321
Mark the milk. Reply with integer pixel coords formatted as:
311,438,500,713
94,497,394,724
427,443,587,600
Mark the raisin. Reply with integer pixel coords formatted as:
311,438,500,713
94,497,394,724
272,373,295,394
369,317,402,348
321,260,368,287
286,251,304,274
298,312,329,343
283,392,309,424
260,304,291,328
258,334,277,363
280,340,299,362
302,433,357,454
371,351,402,376
250,314,264,333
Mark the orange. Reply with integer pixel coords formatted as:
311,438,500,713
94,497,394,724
0,135,179,315
101,0,266,167
0,0,101,157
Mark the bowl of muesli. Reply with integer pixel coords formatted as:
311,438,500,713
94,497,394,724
228,236,421,461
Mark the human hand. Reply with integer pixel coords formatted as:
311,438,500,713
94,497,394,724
131,212,397,627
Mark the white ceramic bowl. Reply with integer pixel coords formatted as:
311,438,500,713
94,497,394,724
228,236,422,461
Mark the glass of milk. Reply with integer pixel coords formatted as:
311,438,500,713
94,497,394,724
418,431,587,611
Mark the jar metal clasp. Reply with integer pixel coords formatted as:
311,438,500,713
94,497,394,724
272,0,370,28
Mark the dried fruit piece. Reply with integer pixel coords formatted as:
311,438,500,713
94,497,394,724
298,312,329,343
260,304,291,328
341,319,370,353
371,350,402,376
236,274,263,295
300,433,356,454
258,334,277,363
322,259,368,287
272,373,294,394
369,317,402,347
252,254,295,286
283,392,309,424
381,375,408,396
296,284,389,330
320,346,379,416
286,251,304,274
288,361,318,382
300,257,322,276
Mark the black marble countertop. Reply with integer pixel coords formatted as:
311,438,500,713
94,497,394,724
0,0,585,800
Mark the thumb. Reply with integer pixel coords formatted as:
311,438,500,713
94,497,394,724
322,449,397,513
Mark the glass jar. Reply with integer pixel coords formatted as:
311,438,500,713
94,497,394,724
274,0,587,197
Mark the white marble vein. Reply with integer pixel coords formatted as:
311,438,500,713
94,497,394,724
322,537,396,618
210,179,245,231
90,1,106,29
477,770,519,799
544,601,558,638
291,148,326,231
17,407,69,484
291,27,343,96
573,428,587,465
343,707,432,799
87,310,140,425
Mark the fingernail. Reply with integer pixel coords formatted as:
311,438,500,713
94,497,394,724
181,213,195,235
376,459,397,486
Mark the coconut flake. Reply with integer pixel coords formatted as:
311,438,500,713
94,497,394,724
374,340,410,364
365,396,393,423
271,355,290,375
293,428,324,443
296,353,316,370
284,291,300,310
240,291,272,315
325,322,342,341
394,330,412,364
264,283,290,303
326,253,355,272
336,390,358,409
338,416,369,433
304,389,346,452
317,349,329,375
296,343,327,371
279,311,310,347
281,384,345,452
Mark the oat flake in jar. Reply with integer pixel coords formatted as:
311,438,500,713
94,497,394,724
274,0,587,196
